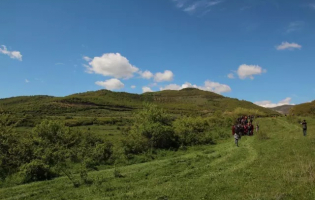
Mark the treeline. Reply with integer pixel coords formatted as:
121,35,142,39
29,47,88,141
0,104,244,187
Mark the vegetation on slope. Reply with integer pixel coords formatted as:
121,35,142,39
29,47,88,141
1,117,314,199
289,100,315,116
0,88,279,118
0,104,232,187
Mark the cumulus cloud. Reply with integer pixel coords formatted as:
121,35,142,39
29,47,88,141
276,42,302,50
237,64,266,80
160,80,231,94
227,73,235,79
95,78,124,90
154,70,174,82
200,80,231,94
83,56,92,62
0,45,22,61
85,53,139,79
131,85,136,89
142,86,153,93
254,97,294,108
161,84,182,90
139,70,154,79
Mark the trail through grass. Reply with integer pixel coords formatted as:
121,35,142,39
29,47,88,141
1,117,314,200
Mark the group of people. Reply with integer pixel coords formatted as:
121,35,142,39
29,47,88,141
232,116,309,147
232,115,259,147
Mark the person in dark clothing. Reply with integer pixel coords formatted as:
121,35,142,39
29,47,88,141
234,124,242,147
248,123,254,136
243,123,248,136
300,120,307,136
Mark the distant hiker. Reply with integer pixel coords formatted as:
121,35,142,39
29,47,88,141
234,124,241,147
300,120,307,136
243,124,248,136
248,123,254,136
256,124,259,132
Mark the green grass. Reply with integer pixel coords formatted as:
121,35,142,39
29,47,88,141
1,117,314,200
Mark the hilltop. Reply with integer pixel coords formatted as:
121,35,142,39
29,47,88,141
0,88,279,117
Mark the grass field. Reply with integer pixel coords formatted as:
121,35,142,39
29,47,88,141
1,117,314,200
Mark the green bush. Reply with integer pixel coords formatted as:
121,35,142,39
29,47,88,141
0,117,113,184
173,117,214,146
18,160,56,183
122,104,177,154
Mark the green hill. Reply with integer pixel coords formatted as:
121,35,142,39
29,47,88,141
0,88,279,117
289,100,315,116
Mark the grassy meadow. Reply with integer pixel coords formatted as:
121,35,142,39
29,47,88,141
1,116,314,200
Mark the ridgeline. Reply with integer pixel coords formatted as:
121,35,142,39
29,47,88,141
0,88,279,117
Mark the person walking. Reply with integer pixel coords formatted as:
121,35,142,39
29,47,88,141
300,120,307,136
248,123,254,136
256,124,259,132
234,124,241,147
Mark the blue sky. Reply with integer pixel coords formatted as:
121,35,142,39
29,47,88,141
1,0,315,107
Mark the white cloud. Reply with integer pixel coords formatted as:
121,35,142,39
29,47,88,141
200,80,231,94
184,4,198,12
139,70,154,79
85,53,139,79
227,73,234,79
83,56,92,62
237,64,266,80
161,84,182,90
254,97,294,108
95,78,124,90
142,86,153,93
173,0,223,14
154,70,174,82
173,0,187,8
286,21,304,33
131,85,136,89
0,45,22,61
276,42,302,50
160,80,231,94
25,79,29,83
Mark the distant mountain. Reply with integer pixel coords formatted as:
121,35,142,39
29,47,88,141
289,100,315,116
0,88,279,117
270,105,294,115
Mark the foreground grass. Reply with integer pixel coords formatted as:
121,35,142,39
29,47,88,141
1,117,314,200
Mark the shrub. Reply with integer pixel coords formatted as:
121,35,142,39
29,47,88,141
173,116,213,146
122,104,177,154
18,160,56,183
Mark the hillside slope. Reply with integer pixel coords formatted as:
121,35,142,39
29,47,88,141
270,105,294,114
0,88,279,116
289,100,315,116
